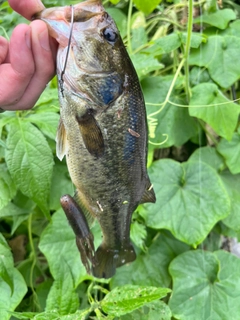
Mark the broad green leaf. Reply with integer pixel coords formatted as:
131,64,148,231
5,121,53,216
169,250,240,320
222,20,240,37
194,9,236,29
140,159,230,246
189,83,240,140
189,146,225,172
25,112,60,140
111,231,189,288
190,67,211,86
217,131,240,174
220,170,240,231
143,76,197,148
180,32,207,48
142,33,181,56
120,300,172,320
130,220,147,251
189,35,240,88
133,0,162,15
131,54,163,80
101,285,170,317
0,163,16,209
39,209,85,314
49,163,73,211
0,233,27,320
39,209,103,314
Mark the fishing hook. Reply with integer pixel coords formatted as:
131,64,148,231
60,5,74,97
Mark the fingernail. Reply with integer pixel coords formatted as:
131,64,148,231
39,28,50,51
25,29,31,49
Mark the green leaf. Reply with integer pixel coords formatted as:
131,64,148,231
25,112,60,140
112,231,189,288
133,0,162,15
194,9,236,29
0,163,16,210
140,159,230,246
5,120,54,216
189,83,240,140
119,300,172,320
49,163,73,211
189,146,225,171
0,233,27,320
169,250,240,320
101,285,170,317
217,131,240,174
180,32,207,48
131,54,163,80
142,33,181,56
143,76,197,148
189,35,240,88
130,220,147,251
220,170,240,231
39,209,85,314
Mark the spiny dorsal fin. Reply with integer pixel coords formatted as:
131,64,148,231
140,178,156,204
56,119,67,161
76,111,104,158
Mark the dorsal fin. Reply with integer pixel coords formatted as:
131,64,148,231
56,119,67,161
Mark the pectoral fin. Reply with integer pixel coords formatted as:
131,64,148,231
56,119,67,161
76,111,104,158
140,178,156,204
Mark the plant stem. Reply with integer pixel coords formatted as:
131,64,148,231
184,0,193,103
127,0,133,54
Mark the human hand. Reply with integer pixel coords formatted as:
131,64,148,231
0,0,57,111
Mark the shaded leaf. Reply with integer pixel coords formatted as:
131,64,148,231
140,159,230,246
133,0,162,15
120,300,172,320
142,33,181,56
143,76,197,148
194,9,236,29
169,250,240,320
25,112,60,140
131,53,163,80
189,146,225,171
189,83,240,140
189,35,240,88
0,163,16,210
217,131,240,174
220,171,240,231
0,234,27,320
5,121,54,216
101,285,170,317
112,231,189,288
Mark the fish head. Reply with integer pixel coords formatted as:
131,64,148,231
34,0,127,74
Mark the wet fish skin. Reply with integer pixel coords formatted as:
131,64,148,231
35,0,156,278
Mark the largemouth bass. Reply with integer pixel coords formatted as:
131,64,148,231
35,0,156,278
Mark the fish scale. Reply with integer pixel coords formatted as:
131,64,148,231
35,0,156,278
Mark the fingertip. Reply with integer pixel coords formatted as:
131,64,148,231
0,36,8,64
9,0,45,21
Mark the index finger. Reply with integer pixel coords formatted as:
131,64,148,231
9,0,45,21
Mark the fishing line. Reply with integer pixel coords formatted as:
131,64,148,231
60,5,74,96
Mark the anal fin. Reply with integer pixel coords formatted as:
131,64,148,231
76,110,104,158
140,178,156,204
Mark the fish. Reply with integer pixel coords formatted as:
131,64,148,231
34,0,156,279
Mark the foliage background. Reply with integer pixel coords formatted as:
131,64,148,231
1,0,240,319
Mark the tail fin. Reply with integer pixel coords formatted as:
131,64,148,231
92,243,136,279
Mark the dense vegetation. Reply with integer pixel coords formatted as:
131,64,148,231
1,0,240,319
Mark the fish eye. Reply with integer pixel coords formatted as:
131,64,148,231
102,28,118,43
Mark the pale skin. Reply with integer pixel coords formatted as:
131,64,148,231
0,0,57,111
